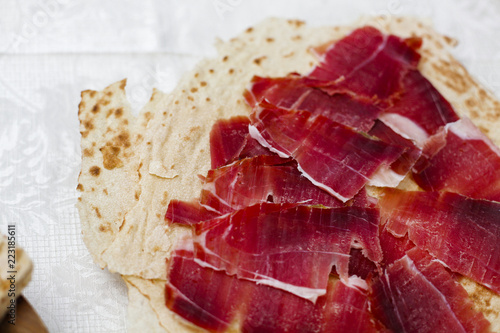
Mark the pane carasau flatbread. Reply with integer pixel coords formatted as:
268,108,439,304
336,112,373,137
77,16,500,332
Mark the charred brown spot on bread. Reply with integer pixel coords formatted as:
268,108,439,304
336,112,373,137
94,206,102,218
106,91,113,97
478,125,490,135
114,107,123,118
99,97,110,106
103,188,108,195
200,81,207,87
134,190,141,201
83,120,94,130
432,60,470,94
106,109,113,118
191,87,198,93
253,56,266,65
99,223,111,233
90,91,97,98
266,37,274,43
246,27,253,33
175,100,179,105
206,97,211,102
443,35,457,46
287,19,305,27
100,146,123,170
81,130,89,138
91,104,100,114
119,80,126,90
83,148,94,157
465,98,476,109
138,162,143,180
188,96,194,101
78,101,86,116
163,111,167,116
118,132,131,147
209,69,214,74
467,282,495,316
223,55,229,62
89,166,101,177
76,183,84,191
228,68,235,74
194,72,199,78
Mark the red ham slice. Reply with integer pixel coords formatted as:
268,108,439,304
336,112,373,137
379,224,415,267
249,104,405,201
210,116,273,169
370,247,491,333
165,200,222,226
307,26,421,100
166,242,378,333
191,203,382,301
413,118,500,201
379,188,500,294
367,120,422,186
166,156,377,225
379,69,459,147
200,155,374,214
244,74,382,131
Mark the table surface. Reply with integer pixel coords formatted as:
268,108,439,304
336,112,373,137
1,0,500,332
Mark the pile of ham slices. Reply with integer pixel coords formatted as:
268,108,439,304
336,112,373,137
164,26,500,332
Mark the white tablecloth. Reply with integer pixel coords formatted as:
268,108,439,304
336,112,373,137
1,0,500,331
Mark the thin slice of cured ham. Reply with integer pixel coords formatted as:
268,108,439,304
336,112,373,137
379,188,500,294
307,26,421,100
165,242,378,333
166,156,377,225
379,69,459,147
367,120,422,186
192,203,382,301
249,104,406,201
370,247,491,333
412,118,500,201
210,116,273,169
379,224,415,267
200,155,371,214
165,199,222,226
244,74,382,131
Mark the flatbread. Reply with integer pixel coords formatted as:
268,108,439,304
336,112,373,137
77,16,500,332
